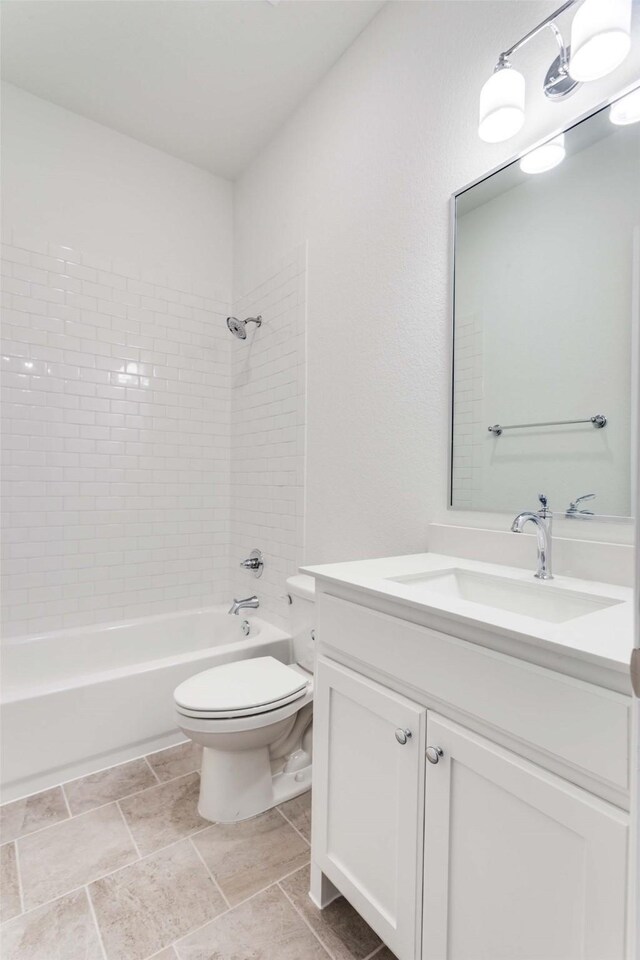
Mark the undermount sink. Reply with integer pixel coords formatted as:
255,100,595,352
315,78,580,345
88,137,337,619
386,568,622,624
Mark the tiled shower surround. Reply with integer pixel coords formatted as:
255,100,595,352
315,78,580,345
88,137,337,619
230,245,307,629
1,237,306,636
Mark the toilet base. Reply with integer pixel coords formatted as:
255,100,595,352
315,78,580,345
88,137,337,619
197,744,311,823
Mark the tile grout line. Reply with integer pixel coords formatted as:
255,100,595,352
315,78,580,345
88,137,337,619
0,740,191,812
2,768,201,844
229,859,313,912
12,839,25,918
11,807,259,923
84,885,109,960
187,836,231,911
362,945,388,960
278,880,336,960
60,784,73,819
144,756,162,783
115,800,143,860
11,834,201,922
275,801,311,848
169,866,315,958
5,788,319,948
176,856,315,950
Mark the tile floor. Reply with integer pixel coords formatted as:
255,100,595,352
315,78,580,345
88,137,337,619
0,741,397,960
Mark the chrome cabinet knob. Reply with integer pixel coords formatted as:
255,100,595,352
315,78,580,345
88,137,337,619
395,728,412,745
426,745,444,764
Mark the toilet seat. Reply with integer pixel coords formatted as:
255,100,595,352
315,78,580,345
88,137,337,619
174,656,310,720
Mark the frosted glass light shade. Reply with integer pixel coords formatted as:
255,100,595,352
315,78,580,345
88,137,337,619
569,0,632,81
610,87,640,125
520,134,565,174
478,66,525,143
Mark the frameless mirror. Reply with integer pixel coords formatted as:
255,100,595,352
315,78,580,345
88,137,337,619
450,87,640,520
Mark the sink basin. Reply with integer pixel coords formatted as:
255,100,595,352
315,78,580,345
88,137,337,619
386,568,622,624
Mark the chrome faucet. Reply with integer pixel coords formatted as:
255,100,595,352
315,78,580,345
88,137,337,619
228,596,259,616
510,494,553,580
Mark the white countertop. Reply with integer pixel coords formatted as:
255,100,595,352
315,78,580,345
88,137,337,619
302,553,634,674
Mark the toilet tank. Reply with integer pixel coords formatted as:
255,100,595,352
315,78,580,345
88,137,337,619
286,575,316,673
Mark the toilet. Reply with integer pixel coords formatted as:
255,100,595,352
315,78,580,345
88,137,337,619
174,575,315,823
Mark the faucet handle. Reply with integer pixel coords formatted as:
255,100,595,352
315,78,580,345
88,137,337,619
537,493,550,516
566,493,596,517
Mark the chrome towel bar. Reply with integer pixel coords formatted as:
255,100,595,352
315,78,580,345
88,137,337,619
488,414,607,437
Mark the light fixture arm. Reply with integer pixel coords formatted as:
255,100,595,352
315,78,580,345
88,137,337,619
500,0,578,62
493,0,582,101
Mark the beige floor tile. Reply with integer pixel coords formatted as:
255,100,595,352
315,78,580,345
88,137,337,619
149,950,178,960
280,864,381,960
1,842,22,922
0,888,103,960
146,741,203,782
175,884,330,960
64,757,158,815
0,786,69,843
278,789,312,841
119,772,207,856
192,808,309,906
89,839,226,960
18,802,137,910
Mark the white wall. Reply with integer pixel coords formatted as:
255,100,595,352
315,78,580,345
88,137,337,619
234,0,640,565
1,85,234,635
1,84,232,296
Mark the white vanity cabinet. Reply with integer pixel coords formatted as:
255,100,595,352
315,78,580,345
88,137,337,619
422,712,628,960
312,657,426,960
310,588,632,960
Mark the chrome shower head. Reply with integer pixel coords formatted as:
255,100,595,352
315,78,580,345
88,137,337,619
226,315,262,339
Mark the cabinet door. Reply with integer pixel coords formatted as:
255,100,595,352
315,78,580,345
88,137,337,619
423,713,628,960
313,656,426,960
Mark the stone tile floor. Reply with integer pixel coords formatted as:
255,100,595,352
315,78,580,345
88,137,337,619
0,741,397,960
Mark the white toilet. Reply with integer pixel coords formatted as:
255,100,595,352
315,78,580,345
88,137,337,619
174,575,315,823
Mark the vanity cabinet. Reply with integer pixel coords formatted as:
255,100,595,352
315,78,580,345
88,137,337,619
312,657,426,960
311,591,632,960
422,712,628,960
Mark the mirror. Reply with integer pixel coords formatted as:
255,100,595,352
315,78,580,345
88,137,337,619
450,88,640,520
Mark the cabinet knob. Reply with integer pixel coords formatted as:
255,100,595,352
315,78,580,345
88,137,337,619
426,745,444,764
395,728,412,745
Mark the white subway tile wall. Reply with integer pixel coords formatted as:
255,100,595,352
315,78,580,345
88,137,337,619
1,236,233,636
230,245,307,629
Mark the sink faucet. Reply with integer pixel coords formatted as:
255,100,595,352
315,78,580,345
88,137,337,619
228,596,259,616
510,494,553,580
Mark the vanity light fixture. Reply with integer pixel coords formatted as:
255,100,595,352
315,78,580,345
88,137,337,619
520,134,566,174
478,57,526,143
479,0,633,142
569,0,632,81
610,85,640,124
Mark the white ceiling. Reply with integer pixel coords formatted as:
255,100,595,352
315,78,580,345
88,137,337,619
0,0,384,180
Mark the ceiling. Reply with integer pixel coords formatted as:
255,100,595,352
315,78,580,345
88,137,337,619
0,0,384,180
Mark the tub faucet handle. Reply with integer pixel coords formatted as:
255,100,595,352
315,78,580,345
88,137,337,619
240,549,264,578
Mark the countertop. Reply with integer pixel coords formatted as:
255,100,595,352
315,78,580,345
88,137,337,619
302,553,634,675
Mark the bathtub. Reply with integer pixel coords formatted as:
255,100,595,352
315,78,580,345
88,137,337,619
0,607,292,802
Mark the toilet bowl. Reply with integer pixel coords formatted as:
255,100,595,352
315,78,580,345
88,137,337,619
174,575,316,822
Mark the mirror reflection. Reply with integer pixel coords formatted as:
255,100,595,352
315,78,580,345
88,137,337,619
451,89,640,519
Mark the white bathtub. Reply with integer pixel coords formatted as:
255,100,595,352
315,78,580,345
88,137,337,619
0,607,292,802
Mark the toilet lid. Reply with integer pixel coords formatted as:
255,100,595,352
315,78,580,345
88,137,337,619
174,657,309,716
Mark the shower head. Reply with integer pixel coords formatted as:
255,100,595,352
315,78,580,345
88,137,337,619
226,315,262,339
